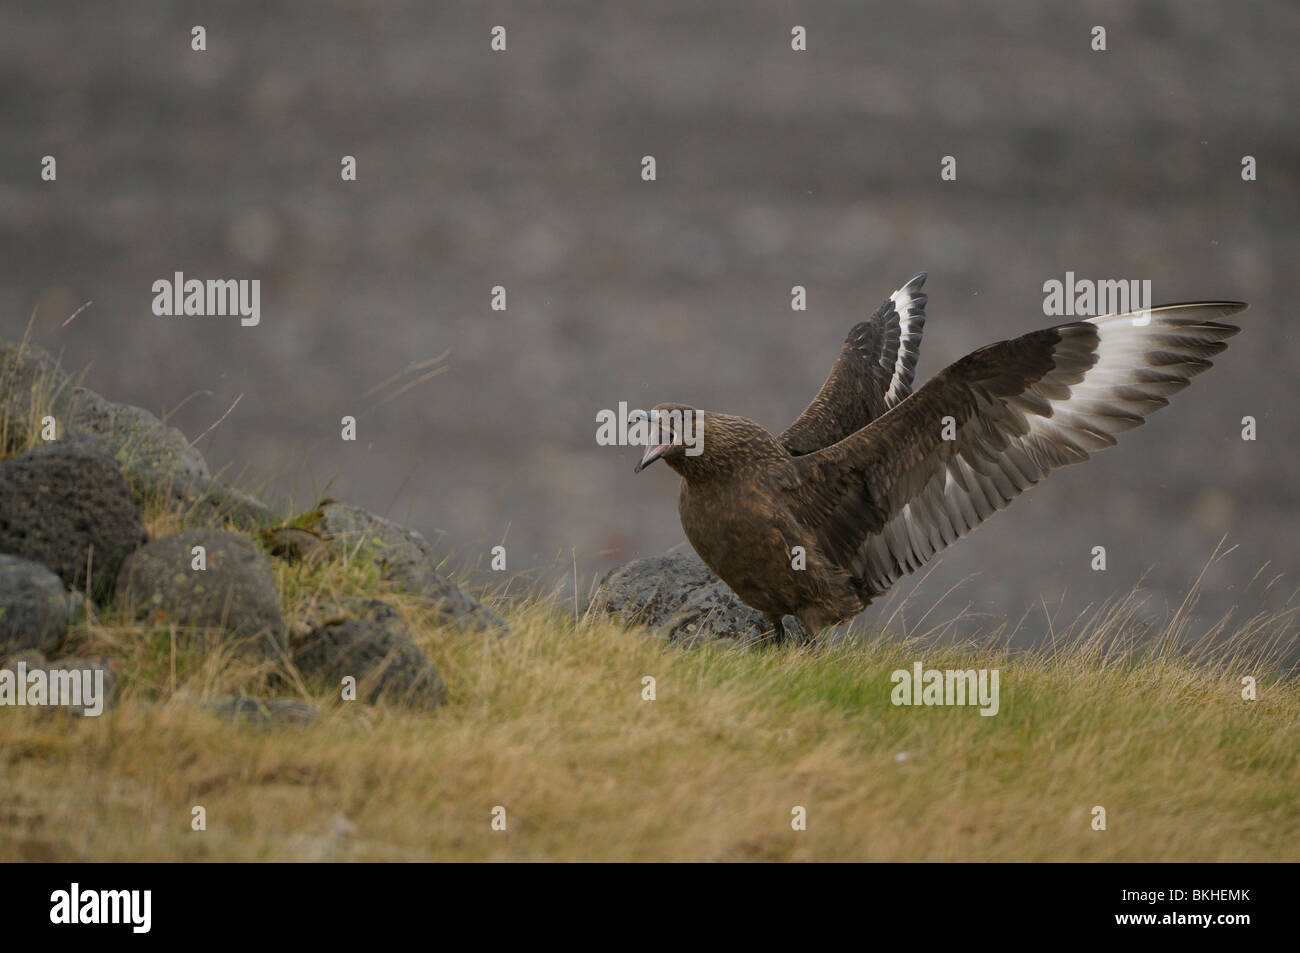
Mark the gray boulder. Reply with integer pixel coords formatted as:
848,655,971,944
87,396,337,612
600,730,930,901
293,597,446,710
0,554,83,655
65,386,208,494
50,655,123,713
588,552,718,628
317,501,507,634
660,582,803,644
64,388,279,529
0,649,49,676
0,340,73,442
0,340,277,530
183,479,280,531
0,436,147,602
590,551,802,644
113,529,285,657
263,526,330,567
206,694,319,727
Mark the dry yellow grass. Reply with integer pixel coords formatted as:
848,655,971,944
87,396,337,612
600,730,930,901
2,586,1296,861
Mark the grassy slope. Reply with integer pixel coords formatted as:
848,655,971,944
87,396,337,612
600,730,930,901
2,586,1296,861
0,345,1296,861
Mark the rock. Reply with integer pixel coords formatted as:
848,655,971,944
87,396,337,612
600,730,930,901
2,341,279,530
0,648,47,670
315,501,507,634
64,387,209,500
50,655,124,713
292,595,407,634
588,552,718,628
590,551,803,643
293,598,446,710
263,526,329,567
184,480,279,531
0,436,147,602
0,343,197,490
660,582,802,644
0,340,72,447
206,694,319,727
0,554,82,655
113,529,285,657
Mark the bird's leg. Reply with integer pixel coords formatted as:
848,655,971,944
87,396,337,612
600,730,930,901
793,612,822,647
768,616,786,647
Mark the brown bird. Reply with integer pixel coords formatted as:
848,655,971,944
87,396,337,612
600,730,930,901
634,273,1245,644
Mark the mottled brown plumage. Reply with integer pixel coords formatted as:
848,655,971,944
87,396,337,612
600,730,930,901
636,276,1246,643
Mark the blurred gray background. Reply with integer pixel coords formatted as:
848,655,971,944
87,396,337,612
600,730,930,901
2,0,1296,643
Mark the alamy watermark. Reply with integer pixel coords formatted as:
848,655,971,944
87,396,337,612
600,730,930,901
0,660,106,716
1043,272,1151,319
50,883,151,933
595,402,704,457
152,272,260,326
890,662,1000,716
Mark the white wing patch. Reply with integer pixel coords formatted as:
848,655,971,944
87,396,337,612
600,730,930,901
853,302,1242,595
884,272,929,408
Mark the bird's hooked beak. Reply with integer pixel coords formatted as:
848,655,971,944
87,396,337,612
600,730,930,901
634,440,670,473
631,409,676,473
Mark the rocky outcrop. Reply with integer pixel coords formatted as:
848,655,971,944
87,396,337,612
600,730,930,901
0,341,277,530
114,529,285,657
292,598,446,710
0,340,71,442
316,501,508,635
64,385,208,496
0,554,83,655
205,694,320,727
0,436,147,602
0,336,502,719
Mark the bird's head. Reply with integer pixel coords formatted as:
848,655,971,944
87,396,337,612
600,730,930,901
631,403,783,480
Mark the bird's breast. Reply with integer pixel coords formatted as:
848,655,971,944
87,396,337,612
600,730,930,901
677,478,805,616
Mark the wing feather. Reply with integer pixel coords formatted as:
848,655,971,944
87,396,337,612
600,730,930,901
779,273,929,455
786,301,1246,598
